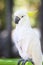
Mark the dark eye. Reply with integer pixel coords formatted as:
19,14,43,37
21,16,24,18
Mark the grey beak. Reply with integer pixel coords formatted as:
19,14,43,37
15,16,20,24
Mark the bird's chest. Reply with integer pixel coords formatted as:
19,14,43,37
14,28,32,47
14,27,25,41
14,28,33,59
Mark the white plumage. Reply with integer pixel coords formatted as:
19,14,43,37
12,9,42,65
33,28,41,39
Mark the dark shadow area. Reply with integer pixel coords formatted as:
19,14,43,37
0,0,20,58
40,0,43,53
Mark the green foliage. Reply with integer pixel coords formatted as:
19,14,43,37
27,0,41,5
0,59,42,65
12,0,41,28
0,0,6,31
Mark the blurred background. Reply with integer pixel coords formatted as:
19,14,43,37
0,0,43,58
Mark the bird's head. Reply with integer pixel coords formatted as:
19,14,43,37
13,9,31,27
13,9,28,23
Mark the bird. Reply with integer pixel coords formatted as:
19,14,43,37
12,8,42,65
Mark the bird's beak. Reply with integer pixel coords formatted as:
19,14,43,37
15,16,20,24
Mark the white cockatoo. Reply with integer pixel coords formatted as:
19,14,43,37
12,9,42,65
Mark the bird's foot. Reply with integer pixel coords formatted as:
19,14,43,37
18,59,24,65
18,58,34,65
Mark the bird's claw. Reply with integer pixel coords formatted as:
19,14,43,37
18,59,34,65
18,59,24,65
